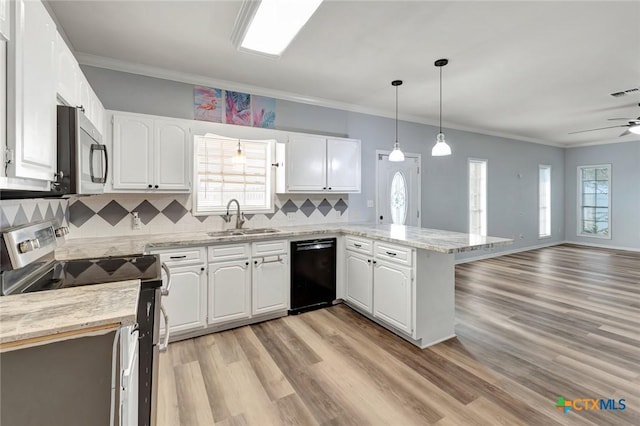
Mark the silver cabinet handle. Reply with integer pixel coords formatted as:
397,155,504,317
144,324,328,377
385,251,397,256
257,256,284,267
158,305,170,352
161,262,172,296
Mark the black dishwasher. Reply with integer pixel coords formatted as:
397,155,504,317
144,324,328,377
290,239,336,314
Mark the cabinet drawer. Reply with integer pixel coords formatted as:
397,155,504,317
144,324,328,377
208,243,250,262
153,247,205,265
374,242,413,266
252,240,287,257
345,236,373,255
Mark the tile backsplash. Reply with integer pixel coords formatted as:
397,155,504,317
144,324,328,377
66,193,348,239
0,198,69,230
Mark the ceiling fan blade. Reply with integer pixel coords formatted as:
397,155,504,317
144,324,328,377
619,130,632,137
607,118,635,121
568,125,628,135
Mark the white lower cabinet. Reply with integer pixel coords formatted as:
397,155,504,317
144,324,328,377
152,247,207,339
344,238,415,336
252,255,289,315
372,260,413,335
208,259,252,325
164,264,207,334
208,241,288,326
345,251,373,313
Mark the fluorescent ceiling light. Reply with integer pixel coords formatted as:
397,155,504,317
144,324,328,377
233,0,323,57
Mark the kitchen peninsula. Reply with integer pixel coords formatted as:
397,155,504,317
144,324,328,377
56,224,512,348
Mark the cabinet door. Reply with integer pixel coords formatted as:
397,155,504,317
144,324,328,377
345,251,373,313
286,135,326,191
327,138,361,192
7,0,57,181
112,115,154,190
253,255,288,315
208,259,251,324
373,261,413,335
162,265,207,336
0,0,9,41
154,119,191,191
78,74,91,112
55,32,79,107
88,87,104,136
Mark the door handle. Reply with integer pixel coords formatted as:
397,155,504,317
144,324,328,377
161,262,172,296
90,144,108,183
158,306,170,352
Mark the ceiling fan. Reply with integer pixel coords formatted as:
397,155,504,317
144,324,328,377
569,104,640,136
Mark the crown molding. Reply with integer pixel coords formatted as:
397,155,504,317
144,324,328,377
76,52,592,149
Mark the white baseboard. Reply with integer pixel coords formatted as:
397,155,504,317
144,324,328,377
454,240,565,264
563,240,640,253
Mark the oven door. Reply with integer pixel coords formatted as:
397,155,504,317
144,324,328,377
76,111,107,194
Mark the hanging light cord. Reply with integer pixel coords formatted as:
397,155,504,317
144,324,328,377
395,84,399,143
439,66,442,134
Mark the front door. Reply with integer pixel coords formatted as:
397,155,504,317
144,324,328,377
376,153,420,226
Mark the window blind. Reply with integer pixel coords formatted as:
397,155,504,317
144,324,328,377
194,135,273,214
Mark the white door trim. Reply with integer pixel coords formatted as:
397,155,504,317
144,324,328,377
375,150,422,226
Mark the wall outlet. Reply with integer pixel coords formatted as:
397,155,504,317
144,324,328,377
367,200,374,208
287,212,295,221
132,212,141,230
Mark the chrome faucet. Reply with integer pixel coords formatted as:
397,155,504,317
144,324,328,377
223,198,246,229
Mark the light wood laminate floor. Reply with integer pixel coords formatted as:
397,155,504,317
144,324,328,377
157,244,640,425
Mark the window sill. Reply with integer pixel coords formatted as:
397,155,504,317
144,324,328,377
538,235,552,240
577,233,612,240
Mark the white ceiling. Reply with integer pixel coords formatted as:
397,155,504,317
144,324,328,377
48,1,640,147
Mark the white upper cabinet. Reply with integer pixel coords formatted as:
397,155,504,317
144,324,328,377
6,0,57,182
285,134,327,191
0,0,9,41
154,119,191,191
327,137,361,192
278,135,361,193
55,32,79,107
111,112,191,192
112,114,154,190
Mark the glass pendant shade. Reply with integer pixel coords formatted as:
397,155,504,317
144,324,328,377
431,132,452,156
389,142,405,162
231,140,246,164
629,124,640,135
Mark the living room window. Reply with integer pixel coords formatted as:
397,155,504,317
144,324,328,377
538,165,551,238
577,164,611,238
193,135,274,215
469,158,487,236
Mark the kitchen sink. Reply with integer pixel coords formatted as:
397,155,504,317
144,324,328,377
241,228,280,235
207,228,280,237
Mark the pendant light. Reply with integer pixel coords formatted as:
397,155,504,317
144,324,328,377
389,80,405,162
432,59,452,156
231,139,246,164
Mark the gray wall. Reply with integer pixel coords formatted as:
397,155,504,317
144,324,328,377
82,65,567,258
564,140,640,250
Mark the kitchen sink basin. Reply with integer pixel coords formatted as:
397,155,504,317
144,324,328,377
207,228,280,237
241,228,280,235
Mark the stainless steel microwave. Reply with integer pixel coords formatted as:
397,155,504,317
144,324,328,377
56,106,108,195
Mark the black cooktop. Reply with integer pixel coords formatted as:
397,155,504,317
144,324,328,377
20,254,161,294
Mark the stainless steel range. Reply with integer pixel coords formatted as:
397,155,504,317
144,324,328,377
1,219,166,426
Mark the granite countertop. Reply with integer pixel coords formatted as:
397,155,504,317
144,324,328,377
0,280,140,350
56,223,513,260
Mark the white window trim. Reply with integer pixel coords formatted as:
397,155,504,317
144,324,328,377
468,158,488,237
192,134,276,216
576,164,612,239
538,164,552,239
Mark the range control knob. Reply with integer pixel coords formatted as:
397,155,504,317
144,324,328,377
55,227,69,237
18,239,40,254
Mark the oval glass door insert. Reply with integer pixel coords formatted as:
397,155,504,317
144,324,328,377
390,171,407,225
